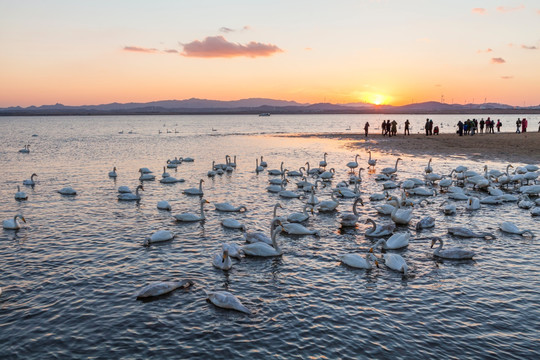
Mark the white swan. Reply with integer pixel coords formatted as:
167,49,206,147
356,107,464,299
58,186,77,196
19,144,30,153
319,152,328,168
388,198,413,225
222,243,243,259
174,199,209,222
415,216,435,231
440,200,456,215
3,214,26,229
466,197,481,210
255,158,264,173
162,166,170,178
499,222,534,237
23,173,37,186
381,253,408,275
139,169,156,181
340,198,363,227
139,167,153,173
431,238,475,260
206,291,251,314
268,162,284,176
160,176,184,183
369,191,389,202
118,185,143,201
346,154,360,172
367,150,377,168
242,226,283,257
407,187,436,196
349,167,364,184
448,227,493,238
215,202,247,212
108,167,117,178
306,188,319,205
337,183,360,198
281,223,320,236
208,161,217,177
135,279,193,299
287,204,313,223
221,218,246,231
317,191,339,212
180,157,195,162
259,156,267,167
118,185,132,193
375,233,410,249
15,185,28,200
183,179,204,195
340,249,378,269
365,218,395,237
287,166,305,177
212,249,233,270
157,200,172,211
279,187,303,199
424,158,433,174
374,201,396,215
245,218,281,245
381,158,402,175
143,230,175,246
319,168,335,181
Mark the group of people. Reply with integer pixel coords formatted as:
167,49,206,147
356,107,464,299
456,117,501,136
424,119,438,135
515,118,529,133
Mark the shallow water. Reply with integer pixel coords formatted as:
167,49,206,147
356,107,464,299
1,115,539,359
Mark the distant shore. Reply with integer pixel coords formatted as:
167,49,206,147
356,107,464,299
283,131,540,164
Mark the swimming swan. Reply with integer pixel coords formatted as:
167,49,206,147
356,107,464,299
183,179,204,195
365,218,395,237
375,233,410,250
499,222,534,237
174,199,209,222
340,248,378,269
212,249,233,270
157,200,172,211
381,158,402,175
3,214,26,230
340,198,363,227
23,173,37,186
215,202,247,212
109,167,118,177
221,218,246,231
15,186,28,200
135,279,193,299
206,291,251,314
242,226,283,257
118,185,143,201
287,204,313,223
143,230,175,246
431,238,475,259
58,186,77,196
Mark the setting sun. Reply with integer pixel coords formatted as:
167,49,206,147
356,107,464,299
365,93,387,105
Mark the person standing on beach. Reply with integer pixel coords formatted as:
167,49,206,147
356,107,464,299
457,120,464,136
364,122,370,137
522,118,528,133
516,118,521,133
404,119,410,135
425,119,430,136
496,120,502,132
391,120,397,137
480,118,485,134
429,119,434,135
382,120,387,136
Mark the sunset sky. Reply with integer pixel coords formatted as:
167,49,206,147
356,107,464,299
1,1,539,107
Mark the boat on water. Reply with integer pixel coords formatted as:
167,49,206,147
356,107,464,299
259,113,271,117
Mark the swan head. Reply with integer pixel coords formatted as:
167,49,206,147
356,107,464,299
430,239,438,248
143,238,151,247
222,250,229,263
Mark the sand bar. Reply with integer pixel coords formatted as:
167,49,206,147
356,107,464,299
283,131,540,164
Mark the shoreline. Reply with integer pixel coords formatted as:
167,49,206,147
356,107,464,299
281,131,540,164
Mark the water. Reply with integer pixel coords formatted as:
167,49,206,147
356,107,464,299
1,115,539,359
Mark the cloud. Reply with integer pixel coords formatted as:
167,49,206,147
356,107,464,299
501,76,513,79
491,57,506,64
123,46,158,53
477,48,493,53
181,36,283,58
219,25,251,33
497,5,524,13
521,44,537,50
472,8,486,14
163,49,179,53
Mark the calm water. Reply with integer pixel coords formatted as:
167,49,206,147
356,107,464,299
1,115,539,359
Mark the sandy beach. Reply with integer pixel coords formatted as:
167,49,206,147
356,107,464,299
284,131,540,164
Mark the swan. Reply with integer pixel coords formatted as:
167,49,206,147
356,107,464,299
346,154,360,172
480,196,503,205
382,180,399,190
520,185,540,196
525,164,539,172
499,222,534,237
381,158,402,175
139,169,156,181
388,198,413,225
340,198,363,227
518,195,535,209
157,200,172,211
319,152,328,168
227,155,237,168
487,186,503,196
448,192,469,201
466,197,481,210
448,227,493,238
58,186,77,196
3,214,26,230
143,230,175,246
162,166,170,178
118,185,132,193
381,253,408,275
375,233,410,250
206,291,251,314
180,157,195,162
118,185,143,201
221,218,246,231
212,249,233,270
439,177,453,190
222,243,243,259
499,194,518,202
424,158,433,174
160,176,184,183
317,191,340,212
166,159,178,168
139,167,153,174
306,188,319,205
19,144,30,153
242,226,283,257
183,179,204,195
267,180,288,193
279,187,303,199
287,167,305,177
349,168,364,184
340,249,378,269
408,187,436,196
369,191,389,202
108,167,117,177
215,202,247,212
174,199,209,222
135,279,193,299
365,218,395,237
281,222,320,236
375,174,396,182
319,168,335,181
425,173,443,184
269,173,287,185
268,162,284,176
271,203,287,223
245,218,281,245
208,161,217,177
374,201,396,215
255,158,264,173
287,204,313,223
431,238,475,260
259,156,268,167
15,185,28,200
401,179,416,190
440,201,456,215
23,173,37,186
367,151,377,168
305,161,322,175
337,183,361,198
415,216,435,231
531,207,540,217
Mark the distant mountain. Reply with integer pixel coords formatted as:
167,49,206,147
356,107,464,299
1,99,539,116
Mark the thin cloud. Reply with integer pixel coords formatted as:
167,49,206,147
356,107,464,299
472,8,486,14
181,36,283,58
477,48,493,53
491,57,506,64
123,46,158,53
497,5,524,13
219,25,251,33
163,49,179,53
521,44,537,50
501,76,513,79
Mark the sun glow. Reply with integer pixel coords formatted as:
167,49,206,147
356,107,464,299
367,93,386,105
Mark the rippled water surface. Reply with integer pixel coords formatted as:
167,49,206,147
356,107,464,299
1,115,539,359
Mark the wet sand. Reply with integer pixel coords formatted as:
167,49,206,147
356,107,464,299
283,131,540,164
